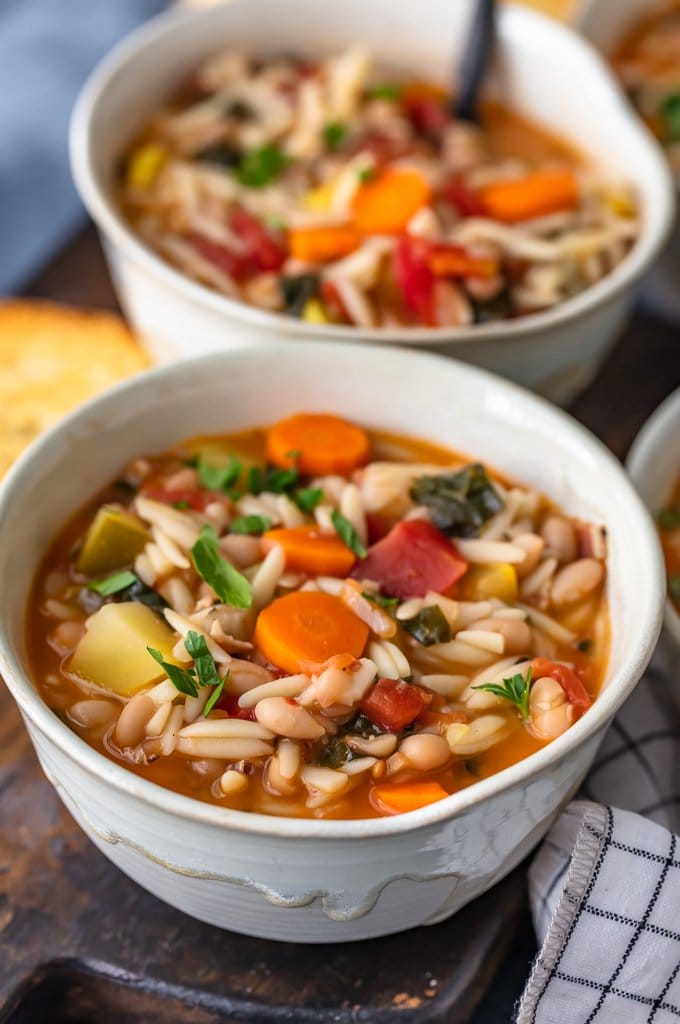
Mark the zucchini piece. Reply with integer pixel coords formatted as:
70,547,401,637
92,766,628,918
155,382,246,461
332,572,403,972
77,506,149,576
69,602,176,696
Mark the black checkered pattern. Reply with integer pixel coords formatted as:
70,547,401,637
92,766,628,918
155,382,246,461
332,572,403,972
517,645,680,1024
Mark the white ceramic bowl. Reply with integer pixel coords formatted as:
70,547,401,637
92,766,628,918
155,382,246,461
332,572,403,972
576,0,680,324
0,342,664,941
70,0,675,405
627,387,680,648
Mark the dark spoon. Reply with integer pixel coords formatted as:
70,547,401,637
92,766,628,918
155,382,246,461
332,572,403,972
453,0,497,124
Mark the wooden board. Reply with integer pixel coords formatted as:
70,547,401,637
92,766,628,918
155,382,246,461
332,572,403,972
1,226,679,1023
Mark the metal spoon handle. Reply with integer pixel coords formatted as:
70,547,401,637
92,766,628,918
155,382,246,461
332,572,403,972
454,0,497,123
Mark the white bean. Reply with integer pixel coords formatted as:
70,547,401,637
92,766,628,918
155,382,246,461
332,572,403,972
471,617,532,656
446,715,509,755
115,694,155,747
254,697,325,740
551,558,604,608
541,516,577,565
400,733,451,770
69,699,116,730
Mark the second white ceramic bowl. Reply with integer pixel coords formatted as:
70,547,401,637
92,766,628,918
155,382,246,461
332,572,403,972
627,386,680,648
0,342,664,941
70,0,675,404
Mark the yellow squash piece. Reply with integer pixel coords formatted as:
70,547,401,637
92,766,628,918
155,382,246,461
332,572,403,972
302,298,330,323
69,602,177,697
127,143,167,188
77,506,150,576
303,180,336,212
461,562,518,603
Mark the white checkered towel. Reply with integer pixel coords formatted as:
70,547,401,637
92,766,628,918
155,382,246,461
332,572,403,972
517,644,680,1023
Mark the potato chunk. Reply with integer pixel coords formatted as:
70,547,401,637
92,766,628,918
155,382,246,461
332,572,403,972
77,506,149,575
69,602,176,696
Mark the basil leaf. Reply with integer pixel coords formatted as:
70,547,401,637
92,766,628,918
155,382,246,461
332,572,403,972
401,605,451,646
294,486,324,513
147,647,199,698
198,454,241,492
191,525,252,608
410,463,504,538
203,673,228,717
88,570,138,597
330,510,367,558
280,274,320,317
230,514,271,535
658,505,680,530
472,668,532,721
323,121,347,152
236,144,289,187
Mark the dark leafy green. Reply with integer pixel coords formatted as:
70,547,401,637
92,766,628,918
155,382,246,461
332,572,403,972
331,510,367,558
194,141,242,167
280,274,320,317
191,525,252,608
109,575,168,614
410,463,504,538
401,605,452,647
248,464,299,496
362,591,399,610
236,144,289,187
473,667,533,721
323,121,347,151
343,711,384,738
318,737,354,768
229,514,272,535
472,287,514,324
224,98,254,121
88,570,138,597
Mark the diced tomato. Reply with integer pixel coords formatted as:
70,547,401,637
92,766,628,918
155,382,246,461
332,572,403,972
190,233,253,281
530,658,592,716
141,486,212,511
360,677,432,732
393,235,436,326
321,279,350,322
441,178,488,218
229,208,286,273
216,693,256,721
365,513,392,544
402,96,449,138
351,519,468,598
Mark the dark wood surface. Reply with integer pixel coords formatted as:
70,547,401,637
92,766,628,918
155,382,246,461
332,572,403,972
1,226,678,1023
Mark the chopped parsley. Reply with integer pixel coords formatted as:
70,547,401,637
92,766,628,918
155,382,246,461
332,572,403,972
236,144,289,187
323,121,347,152
410,463,504,538
401,605,452,647
472,667,533,721
229,514,272,535
197,454,241,492
88,570,138,597
191,524,252,608
331,509,367,558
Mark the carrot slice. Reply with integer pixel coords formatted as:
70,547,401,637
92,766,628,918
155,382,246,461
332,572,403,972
254,591,369,675
477,170,579,224
263,525,357,576
288,224,361,263
371,781,449,816
351,167,431,234
266,413,370,476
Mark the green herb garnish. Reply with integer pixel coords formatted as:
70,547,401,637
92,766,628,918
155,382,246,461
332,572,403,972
230,514,272,535
659,92,680,145
147,647,200,698
280,274,320,317
236,144,289,187
410,463,504,538
191,524,252,608
184,630,221,689
88,570,138,597
473,667,533,721
294,486,324,513
401,605,452,647
203,674,228,717
323,121,347,152
367,83,401,101
172,500,191,510
248,464,299,496
669,575,680,601
362,591,399,610
197,454,241,492
331,509,367,558
658,505,680,530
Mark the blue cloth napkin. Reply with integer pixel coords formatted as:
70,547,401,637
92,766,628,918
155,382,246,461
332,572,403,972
0,0,168,294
